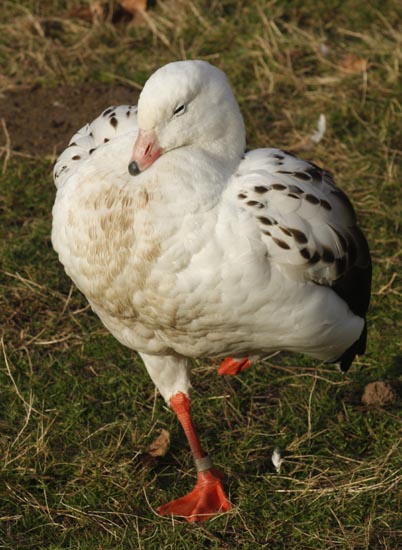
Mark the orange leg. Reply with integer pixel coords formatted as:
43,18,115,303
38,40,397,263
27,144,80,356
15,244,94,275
158,392,231,523
218,357,251,376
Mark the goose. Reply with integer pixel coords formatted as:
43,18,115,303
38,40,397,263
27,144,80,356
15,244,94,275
52,60,371,522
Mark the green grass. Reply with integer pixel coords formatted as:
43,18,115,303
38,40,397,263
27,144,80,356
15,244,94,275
1,1,401,548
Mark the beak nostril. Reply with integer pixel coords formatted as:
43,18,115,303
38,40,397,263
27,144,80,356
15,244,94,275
130,129,162,174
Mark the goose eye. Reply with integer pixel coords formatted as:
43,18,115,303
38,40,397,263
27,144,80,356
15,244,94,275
173,104,186,117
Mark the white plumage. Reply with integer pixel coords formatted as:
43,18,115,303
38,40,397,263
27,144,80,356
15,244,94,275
52,60,371,522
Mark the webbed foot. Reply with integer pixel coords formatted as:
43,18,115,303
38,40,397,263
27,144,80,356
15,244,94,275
158,468,231,523
218,357,251,376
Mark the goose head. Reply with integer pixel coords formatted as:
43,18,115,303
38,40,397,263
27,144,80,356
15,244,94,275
128,60,246,176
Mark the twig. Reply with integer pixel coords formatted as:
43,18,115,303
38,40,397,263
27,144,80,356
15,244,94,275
2,337,32,411
375,272,398,295
102,72,143,91
0,145,53,162
307,371,318,440
142,485,163,519
1,118,11,174
1,337,41,433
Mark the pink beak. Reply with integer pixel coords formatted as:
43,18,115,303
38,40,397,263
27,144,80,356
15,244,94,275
128,128,163,176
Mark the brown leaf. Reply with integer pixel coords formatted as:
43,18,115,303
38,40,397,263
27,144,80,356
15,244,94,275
90,1,105,21
361,381,396,406
147,429,170,457
70,1,146,23
338,54,369,74
68,2,105,23
119,0,147,16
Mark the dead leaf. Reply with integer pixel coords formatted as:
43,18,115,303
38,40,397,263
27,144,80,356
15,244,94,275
70,1,146,23
361,381,396,406
119,0,147,16
338,54,369,74
90,1,105,21
147,429,170,457
68,2,105,23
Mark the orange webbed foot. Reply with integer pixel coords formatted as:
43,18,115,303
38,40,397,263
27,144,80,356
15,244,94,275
218,357,251,376
158,468,231,523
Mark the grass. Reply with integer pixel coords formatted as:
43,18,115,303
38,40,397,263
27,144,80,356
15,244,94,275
1,0,401,548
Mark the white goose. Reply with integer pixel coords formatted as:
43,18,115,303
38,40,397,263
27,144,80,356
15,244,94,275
52,60,371,522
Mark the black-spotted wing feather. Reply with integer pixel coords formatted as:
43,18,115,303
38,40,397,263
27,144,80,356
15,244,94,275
232,149,371,297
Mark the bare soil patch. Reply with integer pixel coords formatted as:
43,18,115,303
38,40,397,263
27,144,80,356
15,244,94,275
0,82,138,157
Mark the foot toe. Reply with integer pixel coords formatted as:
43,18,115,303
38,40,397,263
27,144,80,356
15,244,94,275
218,357,251,376
158,472,231,522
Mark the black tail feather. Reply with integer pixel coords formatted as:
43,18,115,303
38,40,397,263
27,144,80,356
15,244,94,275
332,227,371,373
339,321,367,373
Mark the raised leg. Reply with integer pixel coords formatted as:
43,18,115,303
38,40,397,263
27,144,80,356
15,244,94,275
218,356,251,376
158,392,231,522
